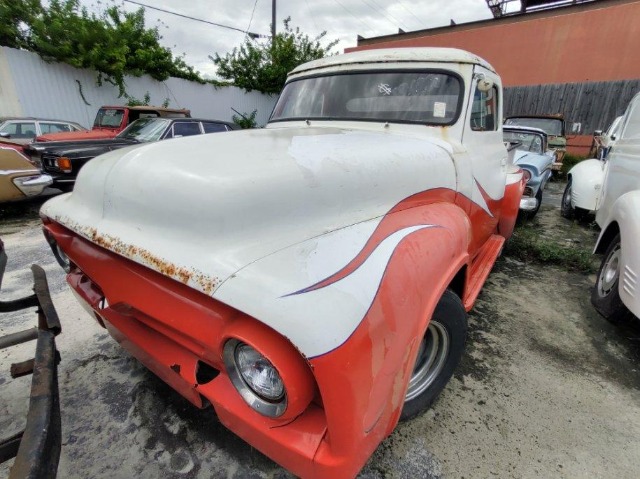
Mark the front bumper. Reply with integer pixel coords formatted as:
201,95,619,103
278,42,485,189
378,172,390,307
42,220,395,479
0,241,62,478
12,174,53,197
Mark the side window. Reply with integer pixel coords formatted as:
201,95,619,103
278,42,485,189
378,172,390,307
202,122,228,133
622,98,640,140
470,85,498,132
40,122,72,134
172,122,202,137
1,122,37,138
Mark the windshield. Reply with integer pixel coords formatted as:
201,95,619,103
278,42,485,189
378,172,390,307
116,118,170,142
503,130,544,154
94,108,125,128
271,71,462,125
504,117,563,136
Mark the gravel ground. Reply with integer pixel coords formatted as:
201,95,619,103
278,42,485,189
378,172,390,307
1,181,639,478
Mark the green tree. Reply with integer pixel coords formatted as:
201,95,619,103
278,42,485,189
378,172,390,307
1,0,205,97
213,17,338,95
0,0,43,49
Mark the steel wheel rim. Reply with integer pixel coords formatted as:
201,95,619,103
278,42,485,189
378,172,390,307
598,244,620,297
405,320,450,402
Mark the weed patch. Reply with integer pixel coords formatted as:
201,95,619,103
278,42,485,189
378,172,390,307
504,223,596,272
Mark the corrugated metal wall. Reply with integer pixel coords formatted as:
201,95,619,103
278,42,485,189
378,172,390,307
0,47,277,128
504,80,640,134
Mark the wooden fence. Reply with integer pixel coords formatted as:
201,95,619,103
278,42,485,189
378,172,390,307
504,79,640,134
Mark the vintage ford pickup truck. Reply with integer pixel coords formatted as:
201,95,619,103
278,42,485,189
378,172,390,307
40,48,524,478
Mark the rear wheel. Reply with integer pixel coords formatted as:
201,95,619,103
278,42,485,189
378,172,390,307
591,234,633,324
401,290,467,421
561,179,574,219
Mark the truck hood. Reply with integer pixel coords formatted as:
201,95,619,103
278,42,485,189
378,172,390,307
41,126,457,296
36,129,117,142
31,138,138,158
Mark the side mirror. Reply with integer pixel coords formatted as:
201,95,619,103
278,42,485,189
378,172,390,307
594,129,603,137
0,132,10,139
474,73,494,92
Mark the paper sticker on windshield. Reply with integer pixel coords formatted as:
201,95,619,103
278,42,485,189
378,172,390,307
433,102,446,118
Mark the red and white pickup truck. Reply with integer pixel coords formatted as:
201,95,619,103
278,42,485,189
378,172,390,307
34,105,190,142
41,48,524,478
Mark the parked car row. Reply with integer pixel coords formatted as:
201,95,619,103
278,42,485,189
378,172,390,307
25,117,237,191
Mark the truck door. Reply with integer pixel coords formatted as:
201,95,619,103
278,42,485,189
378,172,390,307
461,65,507,252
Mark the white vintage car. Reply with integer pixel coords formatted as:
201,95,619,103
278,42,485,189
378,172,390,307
561,115,624,219
40,48,524,479
592,93,640,323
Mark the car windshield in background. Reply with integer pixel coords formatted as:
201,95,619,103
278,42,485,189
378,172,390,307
94,108,125,128
505,117,563,136
503,130,544,154
117,118,170,142
271,71,462,125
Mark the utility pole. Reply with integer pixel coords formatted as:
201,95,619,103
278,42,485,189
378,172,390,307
271,0,276,42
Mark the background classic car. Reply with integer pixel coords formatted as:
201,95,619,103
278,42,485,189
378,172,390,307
34,105,191,143
592,92,640,325
0,117,85,154
561,116,624,219
504,114,567,171
0,147,52,203
40,48,524,479
27,117,237,191
503,125,554,219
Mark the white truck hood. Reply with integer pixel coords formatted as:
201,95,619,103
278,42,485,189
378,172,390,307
41,126,457,296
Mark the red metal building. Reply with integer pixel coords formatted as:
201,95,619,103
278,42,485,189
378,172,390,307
347,0,640,154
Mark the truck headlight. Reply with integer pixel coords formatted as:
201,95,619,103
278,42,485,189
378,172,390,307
223,339,287,417
522,169,532,183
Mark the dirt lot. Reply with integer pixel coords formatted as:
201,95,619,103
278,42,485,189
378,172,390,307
1,181,640,478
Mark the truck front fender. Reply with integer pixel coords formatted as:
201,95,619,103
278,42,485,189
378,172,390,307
214,196,473,477
567,158,606,211
594,190,640,317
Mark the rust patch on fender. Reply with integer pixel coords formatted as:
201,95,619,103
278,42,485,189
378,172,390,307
51,215,220,295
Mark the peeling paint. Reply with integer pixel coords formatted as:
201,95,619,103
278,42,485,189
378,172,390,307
52,214,220,296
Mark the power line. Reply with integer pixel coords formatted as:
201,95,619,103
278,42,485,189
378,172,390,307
360,0,410,32
246,0,260,34
331,0,377,35
122,0,267,37
396,0,428,28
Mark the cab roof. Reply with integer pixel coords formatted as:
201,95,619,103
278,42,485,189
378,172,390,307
289,47,496,76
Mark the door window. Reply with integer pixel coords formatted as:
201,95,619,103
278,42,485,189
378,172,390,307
202,122,228,133
470,85,498,132
172,122,202,137
40,122,73,134
0,122,37,138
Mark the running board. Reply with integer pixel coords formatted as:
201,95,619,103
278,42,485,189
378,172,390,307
463,234,504,310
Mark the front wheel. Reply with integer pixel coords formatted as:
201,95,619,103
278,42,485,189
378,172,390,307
561,179,574,219
400,290,467,421
591,233,632,324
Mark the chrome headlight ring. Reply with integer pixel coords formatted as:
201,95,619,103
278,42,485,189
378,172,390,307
223,339,287,418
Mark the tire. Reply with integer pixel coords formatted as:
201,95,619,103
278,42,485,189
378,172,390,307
400,289,467,421
560,179,574,219
591,233,633,324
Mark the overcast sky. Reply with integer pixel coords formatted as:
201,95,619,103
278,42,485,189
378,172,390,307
87,0,504,78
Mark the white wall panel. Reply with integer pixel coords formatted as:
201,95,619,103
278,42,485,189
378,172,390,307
0,47,276,128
